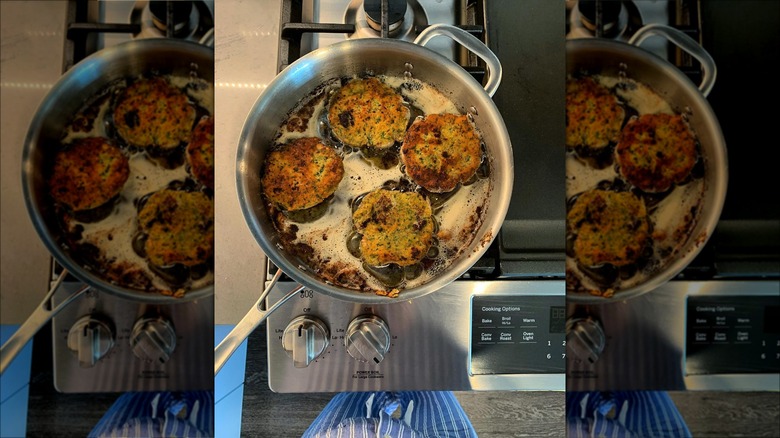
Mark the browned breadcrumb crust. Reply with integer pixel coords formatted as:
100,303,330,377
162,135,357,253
401,113,482,193
113,76,196,150
616,113,698,193
375,288,400,298
49,137,129,211
138,190,214,267
352,189,434,267
186,116,215,189
327,77,410,149
161,288,186,298
261,137,344,211
566,77,625,150
567,189,650,267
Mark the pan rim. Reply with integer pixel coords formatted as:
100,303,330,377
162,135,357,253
237,37,513,304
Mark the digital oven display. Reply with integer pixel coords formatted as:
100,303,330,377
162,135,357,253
549,306,566,334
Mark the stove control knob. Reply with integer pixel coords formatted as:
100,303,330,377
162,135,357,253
345,315,390,364
566,317,606,365
67,315,115,368
282,316,329,368
130,317,177,364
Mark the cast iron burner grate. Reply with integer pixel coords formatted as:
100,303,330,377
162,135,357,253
65,0,213,69
566,0,702,84
278,0,487,82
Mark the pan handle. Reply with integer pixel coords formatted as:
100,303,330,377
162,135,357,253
214,270,304,375
0,270,89,374
414,24,503,98
628,23,717,97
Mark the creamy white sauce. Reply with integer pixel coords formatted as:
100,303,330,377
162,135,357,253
275,80,336,145
565,155,618,197
62,95,112,143
170,75,213,113
382,75,459,115
62,74,214,293
273,75,489,292
595,75,674,116
649,177,704,254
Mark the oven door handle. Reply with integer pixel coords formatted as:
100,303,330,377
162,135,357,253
214,270,303,375
0,270,89,374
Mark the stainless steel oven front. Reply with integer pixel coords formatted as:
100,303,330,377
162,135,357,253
48,0,215,393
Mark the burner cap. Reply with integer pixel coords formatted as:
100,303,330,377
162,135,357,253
364,0,408,34
578,0,622,33
149,0,193,34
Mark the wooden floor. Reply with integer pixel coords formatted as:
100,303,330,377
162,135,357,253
20,323,780,437
669,391,780,437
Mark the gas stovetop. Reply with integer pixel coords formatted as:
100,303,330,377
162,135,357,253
233,0,568,393
45,0,215,393
51,279,213,392
211,0,778,394
563,0,780,392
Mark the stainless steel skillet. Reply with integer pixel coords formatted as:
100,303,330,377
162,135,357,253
1,39,214,374
215,24,513,374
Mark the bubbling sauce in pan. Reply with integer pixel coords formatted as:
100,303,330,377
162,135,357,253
266,75,490,295
566,74,705,297
55,73,214,296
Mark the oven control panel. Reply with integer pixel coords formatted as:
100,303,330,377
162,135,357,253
470,295,565,374
566,281,780,392
51,282,213,392
686,295,780,375
266,281,565,392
